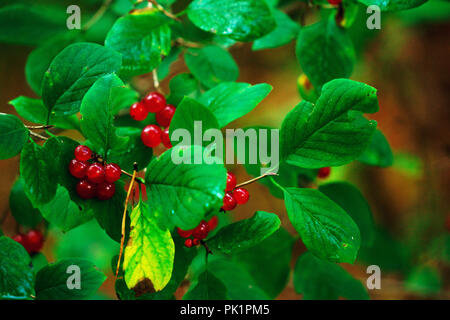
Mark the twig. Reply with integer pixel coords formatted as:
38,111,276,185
235,172,278,189
29,131,48,141
201,240,213,255
115,164,137,278
121,169,145,184
25,125,53,130
175,38,202,48
149,0,180,21
152,69,164,94
83,0,112,31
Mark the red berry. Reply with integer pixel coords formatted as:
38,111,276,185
68,159,88,179
76,179,96,199
233,188,249,205
192,220,210,240
12,234,30,253
222,192,237,211
177,228,193,238
207,216,219,231
25,230,44,253
327,0,342,5
105,163,121,183
184,238,193,248
317,167,331,179
142,92,166,113
141,124,162,148
130,102,148,121
193,238,200,246
74,145,92,162
155,104,176,127
86,163,105,184
96,182,116,200
161,128,172,149
225,172,236,192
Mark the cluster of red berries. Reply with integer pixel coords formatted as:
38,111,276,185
317,167,331,179
129,91,175,149
221,172,250,211
178,216,218,248
68,145,121,200
12,229,44,254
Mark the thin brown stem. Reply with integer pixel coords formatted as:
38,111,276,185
152,69,164,94
83,0,112,31
25,125,53,130
175,38,202,48
29,131,48,141
235,172,278,189
149,0,180,21
201,240,213,255
121,169,145,184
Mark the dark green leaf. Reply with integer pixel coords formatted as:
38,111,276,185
9,178,43,227
208,211,281,254
280,79,378,168
0,113,28,160
184,271,227,300
284,187,361,263
358,0,428,11
42,42,122,116
405,266,441,295
167,73,200,106
358,129,393,167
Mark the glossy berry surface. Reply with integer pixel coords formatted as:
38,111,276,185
222,192,237,211
177,228,193,238
130,102,148,121
141,124,162,148
327,0,342,5
184,238,193,248
207,216,218,231
96,182,116,200
76,179,96,199
69,159,88,179
26,230,44,253
193,238,200,246
86,163,105,184
74,145,92,162
192,220,210,240
142,92,166,113
155,104,176,127
233,188,249,205
105,163,121,183
225,172,236,192
12,234,29,252
317,167,331,179
161,128,172,149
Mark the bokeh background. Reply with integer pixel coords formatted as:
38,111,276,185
0,0,449,299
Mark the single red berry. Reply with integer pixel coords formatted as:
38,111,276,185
96,182,116,200
105,163,121,183
222,192,237,211
68,159,88,179
233,188,249,205
184,238,193,248
192,220,210,240
327,0,342,5
207,216,219,231
141,124,162,148
86,163,105,184
12,234,30,253
177,228,193,238
142,92,166,113
25,230,44,253
76,179,96,199
317,167,331,179
74,145,92,162
161,128,172,149
193,238,200,246
155,104,176,127
130,102,148,121
225,172,236,192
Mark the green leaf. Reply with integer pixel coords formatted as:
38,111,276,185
157,47,181,81
9,96,80,130
280,79,378,168
0,236,35,300
187,0,276,41
293,252,369,300
253,10,300,50
9,178,43,227
167,73,200,106
296,17,355,89
169,97,220,147
199,82,272,127
42,42,122,116
284,188,361,263
319,182,375,248
31,253,48,274
35,258,106,300
145,145,226,230
405,266,441,296
105,10,171,77
80,74,129,157
358,0,428,11
208,211,281,254
184,271,227,300
123,201,175,291
39,186,93,232
25,31,82,95
20,139,60,206
0,113,28,160
358,129,393,167
185,46,239,88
